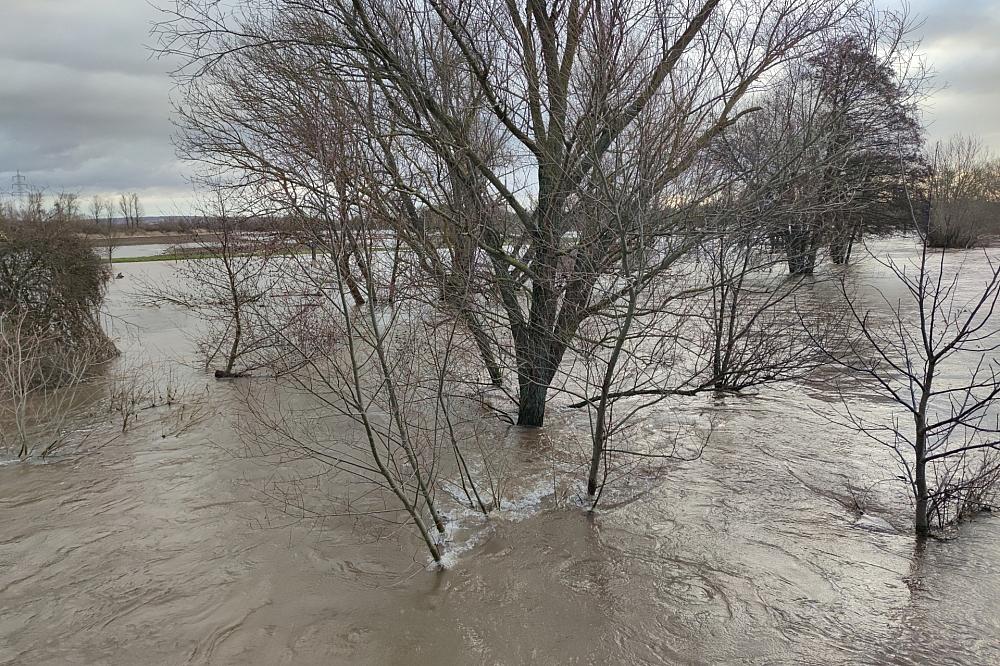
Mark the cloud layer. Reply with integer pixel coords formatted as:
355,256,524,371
1,0,998,215
0,1,187,215
906,0,1000,149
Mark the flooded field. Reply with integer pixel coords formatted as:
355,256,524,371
1,241,998,665
110,242,199,259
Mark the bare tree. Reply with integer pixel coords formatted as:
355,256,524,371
118,194,131,230
24,191,46,222
159,0,878,427
698,103,851,391
237,211,511,564
697,217,827,392
562,193,707,503
118,192,143,231
103,198,117,261
90,195,117,264
714,10,926,276
811,16,926,267
130,193,143,229
134,192,280,377
816,232,1000,535
563,96,848,502
51,192,81,223
89,194,104,229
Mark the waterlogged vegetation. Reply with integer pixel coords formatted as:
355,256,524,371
2,238,999,663
3,0,1000,663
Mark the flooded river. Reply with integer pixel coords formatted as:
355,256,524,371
1,241,998,664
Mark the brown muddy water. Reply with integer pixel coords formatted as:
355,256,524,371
1,241,998,665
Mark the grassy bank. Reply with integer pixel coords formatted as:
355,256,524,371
114,248,314,263
114,253,212,263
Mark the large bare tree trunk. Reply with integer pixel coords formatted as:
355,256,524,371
785,222,819,275
161,0,878,429
914,418,930,536
514,338,564,427
514,248,563,427
516,377,550,427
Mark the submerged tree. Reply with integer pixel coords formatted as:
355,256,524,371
0,307,104,458
698,213,828,392
240,210,507,565
742,14,925,275
160,0,884,427
134,193,281,378
819,231,1000,535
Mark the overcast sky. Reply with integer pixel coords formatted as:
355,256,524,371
1,0,998,216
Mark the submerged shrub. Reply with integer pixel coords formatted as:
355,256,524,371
0,216,114,356
0,215,117,457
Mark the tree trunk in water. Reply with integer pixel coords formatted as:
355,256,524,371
788,253,816,276
586,445,601,496
351,242,374,301
387,238,402,302
796,249,817,274
785,224,817,276
845,232,856,263
915,453,929,536
829,238,849,264
218,267,244,378
514,313,562,427
587,401,610,496
514,241,563,427
711,280,727,388
517,379,549,427
338,250,365,307
465,316,503,388
224,314,241,376
830,224,858,265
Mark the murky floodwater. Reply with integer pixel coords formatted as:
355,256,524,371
1,240,998,664
108,242,200,259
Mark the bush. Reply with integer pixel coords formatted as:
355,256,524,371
0,216,115,365
926,207,985,249
925,136,1000,248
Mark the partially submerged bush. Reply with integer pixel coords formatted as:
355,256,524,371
0,217,114,355
0,216,116,457
925,200,996,249
925,135,1000,249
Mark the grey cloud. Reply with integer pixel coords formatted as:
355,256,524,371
1,1,168,77
2,0,999,216
0,0,185,214
906,0,1000,43
897,0,1000,149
